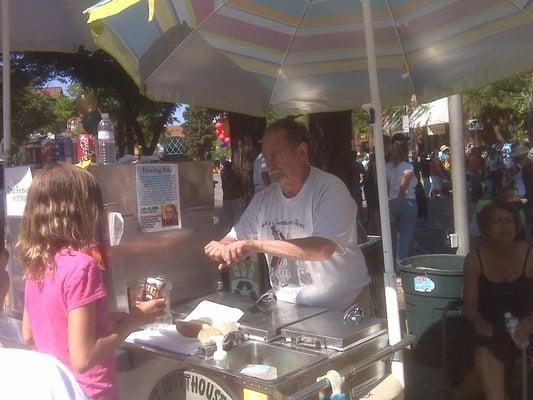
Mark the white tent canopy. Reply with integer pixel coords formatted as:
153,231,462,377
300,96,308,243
410,98,450,128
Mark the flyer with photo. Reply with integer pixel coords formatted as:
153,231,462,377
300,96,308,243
136,164,181,232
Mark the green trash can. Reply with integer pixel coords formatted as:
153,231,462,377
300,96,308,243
398,254,464,344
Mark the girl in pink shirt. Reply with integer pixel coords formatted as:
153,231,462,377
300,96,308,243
18,163,165,400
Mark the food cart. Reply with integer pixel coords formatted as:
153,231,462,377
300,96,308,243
0,161,411,400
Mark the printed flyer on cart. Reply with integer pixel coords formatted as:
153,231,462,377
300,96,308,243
136,164,181,232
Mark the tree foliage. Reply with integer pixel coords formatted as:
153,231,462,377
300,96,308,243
183,105,218,160
19,50,177,156
464,71,533,143
1,54,56,147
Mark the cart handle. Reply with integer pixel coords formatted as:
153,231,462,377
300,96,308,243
286,335,415,400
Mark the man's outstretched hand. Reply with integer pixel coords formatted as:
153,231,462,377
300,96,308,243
204,240,255,269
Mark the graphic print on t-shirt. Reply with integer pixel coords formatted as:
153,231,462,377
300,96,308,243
269,223,313,290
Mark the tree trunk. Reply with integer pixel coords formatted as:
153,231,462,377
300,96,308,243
308,111,354,191
228,113,266,203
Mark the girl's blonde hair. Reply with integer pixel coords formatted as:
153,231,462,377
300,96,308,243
16,163,103,280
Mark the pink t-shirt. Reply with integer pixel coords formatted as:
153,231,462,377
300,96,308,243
25,249,117,400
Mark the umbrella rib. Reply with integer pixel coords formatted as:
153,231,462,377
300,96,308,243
505,0,533,17
145,0,228,89
385,0,416,99
267,1,311,113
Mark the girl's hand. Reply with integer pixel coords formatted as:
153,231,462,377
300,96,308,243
474,320,493,337
518,316,533,338
128,298,166,329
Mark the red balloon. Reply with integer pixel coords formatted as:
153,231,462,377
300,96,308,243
218,134,225,140
215,121,224,130
224,137,231,144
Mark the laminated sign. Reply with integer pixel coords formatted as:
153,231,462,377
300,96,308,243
5,166,33,217
136,164,181,232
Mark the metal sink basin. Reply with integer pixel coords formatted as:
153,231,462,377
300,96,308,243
224,341,324,380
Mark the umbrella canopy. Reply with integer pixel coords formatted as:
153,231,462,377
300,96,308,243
1,0,97,156
0,0,95,52
87,0,533,116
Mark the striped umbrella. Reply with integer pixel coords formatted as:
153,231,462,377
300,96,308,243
86,1,533,387
86,0,533,116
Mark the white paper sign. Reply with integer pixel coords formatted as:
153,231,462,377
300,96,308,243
107,212,124,246
5,166,33,217
136,164,181,232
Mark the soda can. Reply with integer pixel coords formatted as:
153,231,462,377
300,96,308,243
41,138,58,166
77,133,97,162
57,135,74,163
142,276,166,301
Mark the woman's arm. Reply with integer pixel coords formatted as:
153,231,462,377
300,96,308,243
463,251,493,337
399,170,414,198
68,298,165,373
22,307,34,348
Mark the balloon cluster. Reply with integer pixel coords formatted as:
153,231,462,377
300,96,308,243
76,91,101,134
214,117,231,148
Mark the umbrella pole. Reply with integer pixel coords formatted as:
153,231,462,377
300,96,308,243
448,95,470,255
361,0,405,386
1,0,10,160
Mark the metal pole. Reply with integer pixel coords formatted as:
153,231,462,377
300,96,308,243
361,0,404,386
448,95,470,255
1,0,11,159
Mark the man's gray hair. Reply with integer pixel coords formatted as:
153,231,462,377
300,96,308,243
265,118,310,148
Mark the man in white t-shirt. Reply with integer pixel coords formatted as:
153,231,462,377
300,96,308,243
205,118,370,311
253,152,270,194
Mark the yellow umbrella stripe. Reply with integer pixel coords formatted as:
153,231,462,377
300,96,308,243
87,0,139,23
152,0,177,32
87,0,159,23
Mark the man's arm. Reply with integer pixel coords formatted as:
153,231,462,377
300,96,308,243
204,235,237,268
216,236,338,266
399,170,414,198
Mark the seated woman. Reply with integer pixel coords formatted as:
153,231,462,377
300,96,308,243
463,201,533,400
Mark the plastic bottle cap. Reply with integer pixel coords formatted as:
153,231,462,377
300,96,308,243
101,113,109,119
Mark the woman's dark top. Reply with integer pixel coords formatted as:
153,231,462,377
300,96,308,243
476,247,533,385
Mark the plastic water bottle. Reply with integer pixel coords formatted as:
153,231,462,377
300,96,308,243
504,312,530,349
97,113,116,165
